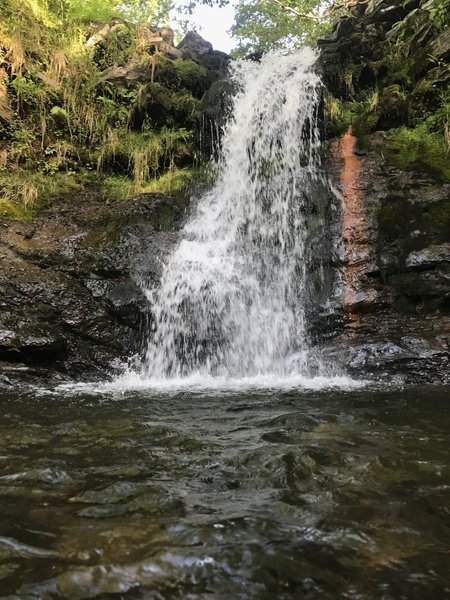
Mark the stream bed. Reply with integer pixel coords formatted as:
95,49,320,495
0,384,449,599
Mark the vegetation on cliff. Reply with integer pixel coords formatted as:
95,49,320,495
0,0,225,219
320,0,450,180
1,0,449,222
230,0,449,180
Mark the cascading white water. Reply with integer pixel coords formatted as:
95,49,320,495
138,49,326,381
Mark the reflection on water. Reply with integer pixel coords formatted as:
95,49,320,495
0,386,449,598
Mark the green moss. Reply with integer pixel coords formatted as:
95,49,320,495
172,59,208,87
327,87,450,177
429,0,450,31
0,169,97,220
383,124,450,181
0,198,33,222
376,194,450,274
98,166,214,204
146,83,201,125
422,199,450,242
325,87,398,137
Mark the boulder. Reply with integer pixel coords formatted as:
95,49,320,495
178,32,230,72
178,32,213,61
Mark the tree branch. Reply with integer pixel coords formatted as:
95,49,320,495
271,0,327,20
270,0,369,21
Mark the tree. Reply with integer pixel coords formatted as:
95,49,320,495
230,0,344,55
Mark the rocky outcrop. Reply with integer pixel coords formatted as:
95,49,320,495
323,131,450,383
0,191,188,386
317,0,450,383
178,32,230,71
99,30,229,90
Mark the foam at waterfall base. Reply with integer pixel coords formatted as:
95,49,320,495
52,370,367,396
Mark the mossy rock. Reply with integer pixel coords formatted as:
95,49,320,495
382,126,450,181
352,112,379,136
377,85,409,128
172,59,209,96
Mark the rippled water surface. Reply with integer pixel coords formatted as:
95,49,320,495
0,385,449,599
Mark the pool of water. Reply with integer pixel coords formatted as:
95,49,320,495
0,384,449,599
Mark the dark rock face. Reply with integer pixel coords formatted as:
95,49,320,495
178,32,213,59
325,139,450,384
317,0,450,383
0,192,188,386
1,153,447,387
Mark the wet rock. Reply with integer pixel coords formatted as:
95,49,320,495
347,341,414,369
405,243,450,269
325,136,450,384
0,193,187,383
326,330,450,384
0,373,13,386
202,78,235,133
0,325,66,363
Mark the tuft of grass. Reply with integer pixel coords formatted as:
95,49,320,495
0,169,95,220
141,166,211,195
324,93,360,137
101,166,214,201
100,175,133,202
97,127,194,192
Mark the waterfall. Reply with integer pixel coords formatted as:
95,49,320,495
137,49,327,381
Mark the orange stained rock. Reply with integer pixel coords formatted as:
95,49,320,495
333,127,370,323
